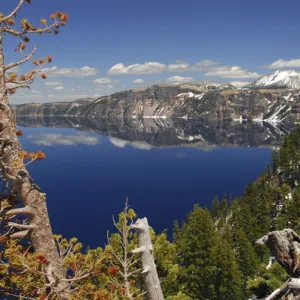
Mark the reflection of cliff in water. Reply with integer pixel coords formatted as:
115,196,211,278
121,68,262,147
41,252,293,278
16,116,291,148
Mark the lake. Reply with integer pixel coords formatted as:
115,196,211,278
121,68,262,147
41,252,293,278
16,116,286,248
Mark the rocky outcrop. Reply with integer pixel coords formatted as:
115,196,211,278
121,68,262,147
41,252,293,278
14,84,300,123
247,70,300,90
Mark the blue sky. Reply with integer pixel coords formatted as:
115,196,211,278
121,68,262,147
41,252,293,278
3,0,300,103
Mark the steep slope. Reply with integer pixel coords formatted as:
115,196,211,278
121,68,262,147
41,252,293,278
14,83,300,124
247,70,300,89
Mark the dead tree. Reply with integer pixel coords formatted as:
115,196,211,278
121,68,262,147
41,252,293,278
257,229,300,299
0,1,69,297
131,217,164,300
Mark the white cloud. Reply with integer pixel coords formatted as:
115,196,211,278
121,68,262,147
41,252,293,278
264,59,300,69
167,63,190,72
167,75,193,83
62,94,100,99
32,90,42,94
108,62,166,75
194,59,219,68
230,81,250,88
44,81,62,86
205,66,261,78
48,94,100,100
95,84,113,91
132,79,144,83
43,66,99,77
28,133,100,146
107,59,221,75
54,86,65,90
93,78,119,84
109,137,152,150
95,87,103,91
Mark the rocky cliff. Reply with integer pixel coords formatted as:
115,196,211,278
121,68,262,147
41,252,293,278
14,83,300,124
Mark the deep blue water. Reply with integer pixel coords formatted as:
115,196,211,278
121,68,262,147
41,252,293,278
18,126,272,248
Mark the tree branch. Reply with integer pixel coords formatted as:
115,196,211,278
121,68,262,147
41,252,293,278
10,230,30,239
5,45,38,71
0,0,25,23
7,222,36,230
2,26,21,36
27,22,58,34
5,207,34,216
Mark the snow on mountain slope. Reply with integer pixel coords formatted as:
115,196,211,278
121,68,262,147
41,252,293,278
247,70,300,89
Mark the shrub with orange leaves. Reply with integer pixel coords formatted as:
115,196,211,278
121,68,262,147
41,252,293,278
35,253,48,265
16,130,23,136
25,73,33,80
107,266,120,275
40,19,47,26
9,72,17,81
39,294,47,300
41,74,47,79
36,151,46,160
8,88,16,95
6,18,15,25
23,36,30,43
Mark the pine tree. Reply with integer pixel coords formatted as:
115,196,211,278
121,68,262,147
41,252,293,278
175,206,219,299
216,224,243,300
232,227,259,288
211,195,220,218
284,186,300,233
220,194,229,218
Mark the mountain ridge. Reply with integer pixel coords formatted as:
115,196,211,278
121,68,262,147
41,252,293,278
246,70,300,89
14,75,300,124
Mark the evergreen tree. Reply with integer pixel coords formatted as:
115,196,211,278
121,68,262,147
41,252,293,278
211,195,220,218
220,194,229,218
247,263,289,298
175,206,219,299
232,227,259,288
216,225,243,300
284,186,300,233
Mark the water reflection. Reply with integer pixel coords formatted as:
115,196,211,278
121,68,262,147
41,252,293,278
16,116,290,149
15,116,283,247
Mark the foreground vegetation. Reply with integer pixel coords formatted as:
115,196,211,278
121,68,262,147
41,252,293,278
0,127,299,299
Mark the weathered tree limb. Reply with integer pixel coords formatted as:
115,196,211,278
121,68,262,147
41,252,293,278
0,0,25,23
5,45,38,71
131,217,164,300
0,28,69,297
257,229,300,276
257,229,300,300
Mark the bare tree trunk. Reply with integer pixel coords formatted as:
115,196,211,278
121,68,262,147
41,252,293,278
131,217,164,300
257,229,300,300
0,30,68,298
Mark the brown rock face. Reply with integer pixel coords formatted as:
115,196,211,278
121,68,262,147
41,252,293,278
14,84,300,123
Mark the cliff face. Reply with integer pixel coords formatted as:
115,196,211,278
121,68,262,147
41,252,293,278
14,84,300,123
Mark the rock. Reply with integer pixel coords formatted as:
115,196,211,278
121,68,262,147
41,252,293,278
257,229,300,276
14,83,300,123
